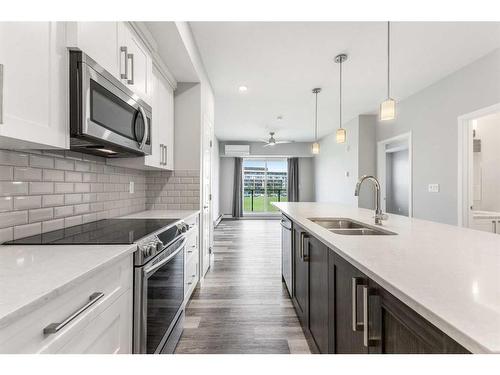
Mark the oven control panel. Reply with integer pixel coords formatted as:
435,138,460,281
135,220,188,265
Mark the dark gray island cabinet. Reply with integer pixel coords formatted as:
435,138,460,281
287,217,470,354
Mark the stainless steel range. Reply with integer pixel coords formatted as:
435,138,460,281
5,217,190,354
133,220,189,354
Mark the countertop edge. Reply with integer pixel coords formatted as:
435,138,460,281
0,243,136,329
277,207,493,354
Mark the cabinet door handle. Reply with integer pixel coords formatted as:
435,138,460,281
43,292,104,335
164,145,168,166
493,220,497,233
299,232,309,261
363,286,369,347
159,144,164,165
120,46,128,80
0,64,3,124
351,277,365,332
127,53,134,85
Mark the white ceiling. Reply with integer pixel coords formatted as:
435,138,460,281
190,22,500,142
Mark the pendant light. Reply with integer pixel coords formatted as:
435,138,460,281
335,54,348,143
380,21,396,121
311,88,322,154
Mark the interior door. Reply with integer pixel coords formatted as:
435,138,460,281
201,115,213,277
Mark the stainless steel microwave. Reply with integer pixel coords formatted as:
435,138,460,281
69,50,152,158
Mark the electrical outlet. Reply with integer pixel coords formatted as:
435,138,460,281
428,183,439,193
129,181,135,194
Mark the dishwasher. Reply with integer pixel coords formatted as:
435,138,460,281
280,215,293,297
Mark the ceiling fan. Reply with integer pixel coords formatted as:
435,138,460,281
259,132,294,147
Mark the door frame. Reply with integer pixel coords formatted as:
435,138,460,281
376,132,413,217
457,102,500,228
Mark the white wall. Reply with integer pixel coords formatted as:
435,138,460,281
474,116,500,212
376,48,500,225
299,157,315,202
174,83,201,171
357,115,377,209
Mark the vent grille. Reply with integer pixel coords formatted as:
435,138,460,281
473,139,481,153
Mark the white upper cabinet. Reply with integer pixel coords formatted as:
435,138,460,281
67,22,152,104
67,22,120,78
149,67,174,170
0,22,68,149
118,23,153,104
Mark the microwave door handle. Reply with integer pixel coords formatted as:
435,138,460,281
138,106,149,150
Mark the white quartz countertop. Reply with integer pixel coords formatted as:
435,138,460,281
0,243,136,329
274,202,500,354
119,209,199,220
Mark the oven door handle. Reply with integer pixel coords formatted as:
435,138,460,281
143,237,187,276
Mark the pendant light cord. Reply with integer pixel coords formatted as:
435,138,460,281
387,21,391,99
314,91,318,141
339,58,343,129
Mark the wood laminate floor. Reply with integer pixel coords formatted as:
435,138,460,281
175,219,310,354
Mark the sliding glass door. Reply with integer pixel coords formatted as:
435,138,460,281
242,159,287,214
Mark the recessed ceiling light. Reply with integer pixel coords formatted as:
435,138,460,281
238,86,248,92
277,116,283,121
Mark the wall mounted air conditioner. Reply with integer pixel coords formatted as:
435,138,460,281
224,144,250,156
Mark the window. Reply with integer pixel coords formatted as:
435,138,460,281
243,159,287,214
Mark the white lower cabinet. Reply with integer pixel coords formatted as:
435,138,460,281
184,214,200,301
0,22,68,149
470,217,500,234
0,255,133,354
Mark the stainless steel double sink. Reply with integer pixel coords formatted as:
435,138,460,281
308,217,397,236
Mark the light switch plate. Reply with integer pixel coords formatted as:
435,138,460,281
428,183,439,193
129,181,135,194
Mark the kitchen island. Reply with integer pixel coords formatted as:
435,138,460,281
273,202,500,354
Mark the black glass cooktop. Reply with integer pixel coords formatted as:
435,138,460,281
5,219,179,245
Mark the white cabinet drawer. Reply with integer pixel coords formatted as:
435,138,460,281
50,288,132,354
184,255,198,300
0,255,132,353
185,230,199,264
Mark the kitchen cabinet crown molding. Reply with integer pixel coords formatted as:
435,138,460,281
128,22,177,91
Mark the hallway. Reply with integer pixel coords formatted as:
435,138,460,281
175,220,310,354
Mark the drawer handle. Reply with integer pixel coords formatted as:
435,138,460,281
351,277,365,332
43,292,104,335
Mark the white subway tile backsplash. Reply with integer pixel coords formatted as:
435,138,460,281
65,171,82,182
0,166,13,180
0,181,29,196
0,197,13,212
30,155,54,169
14,222,41,239
54,158,74,171
0,210,28,228
14,196,42,210
29,182,54,194
43,169,65,181
64,215,83,228
0,148,196,243
54,182,74,193
0,150,29,167
54,205,73,218
0,227,13,243
14,167,42,181
42,218,64,232
42,194,64,207
29,207,54,223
